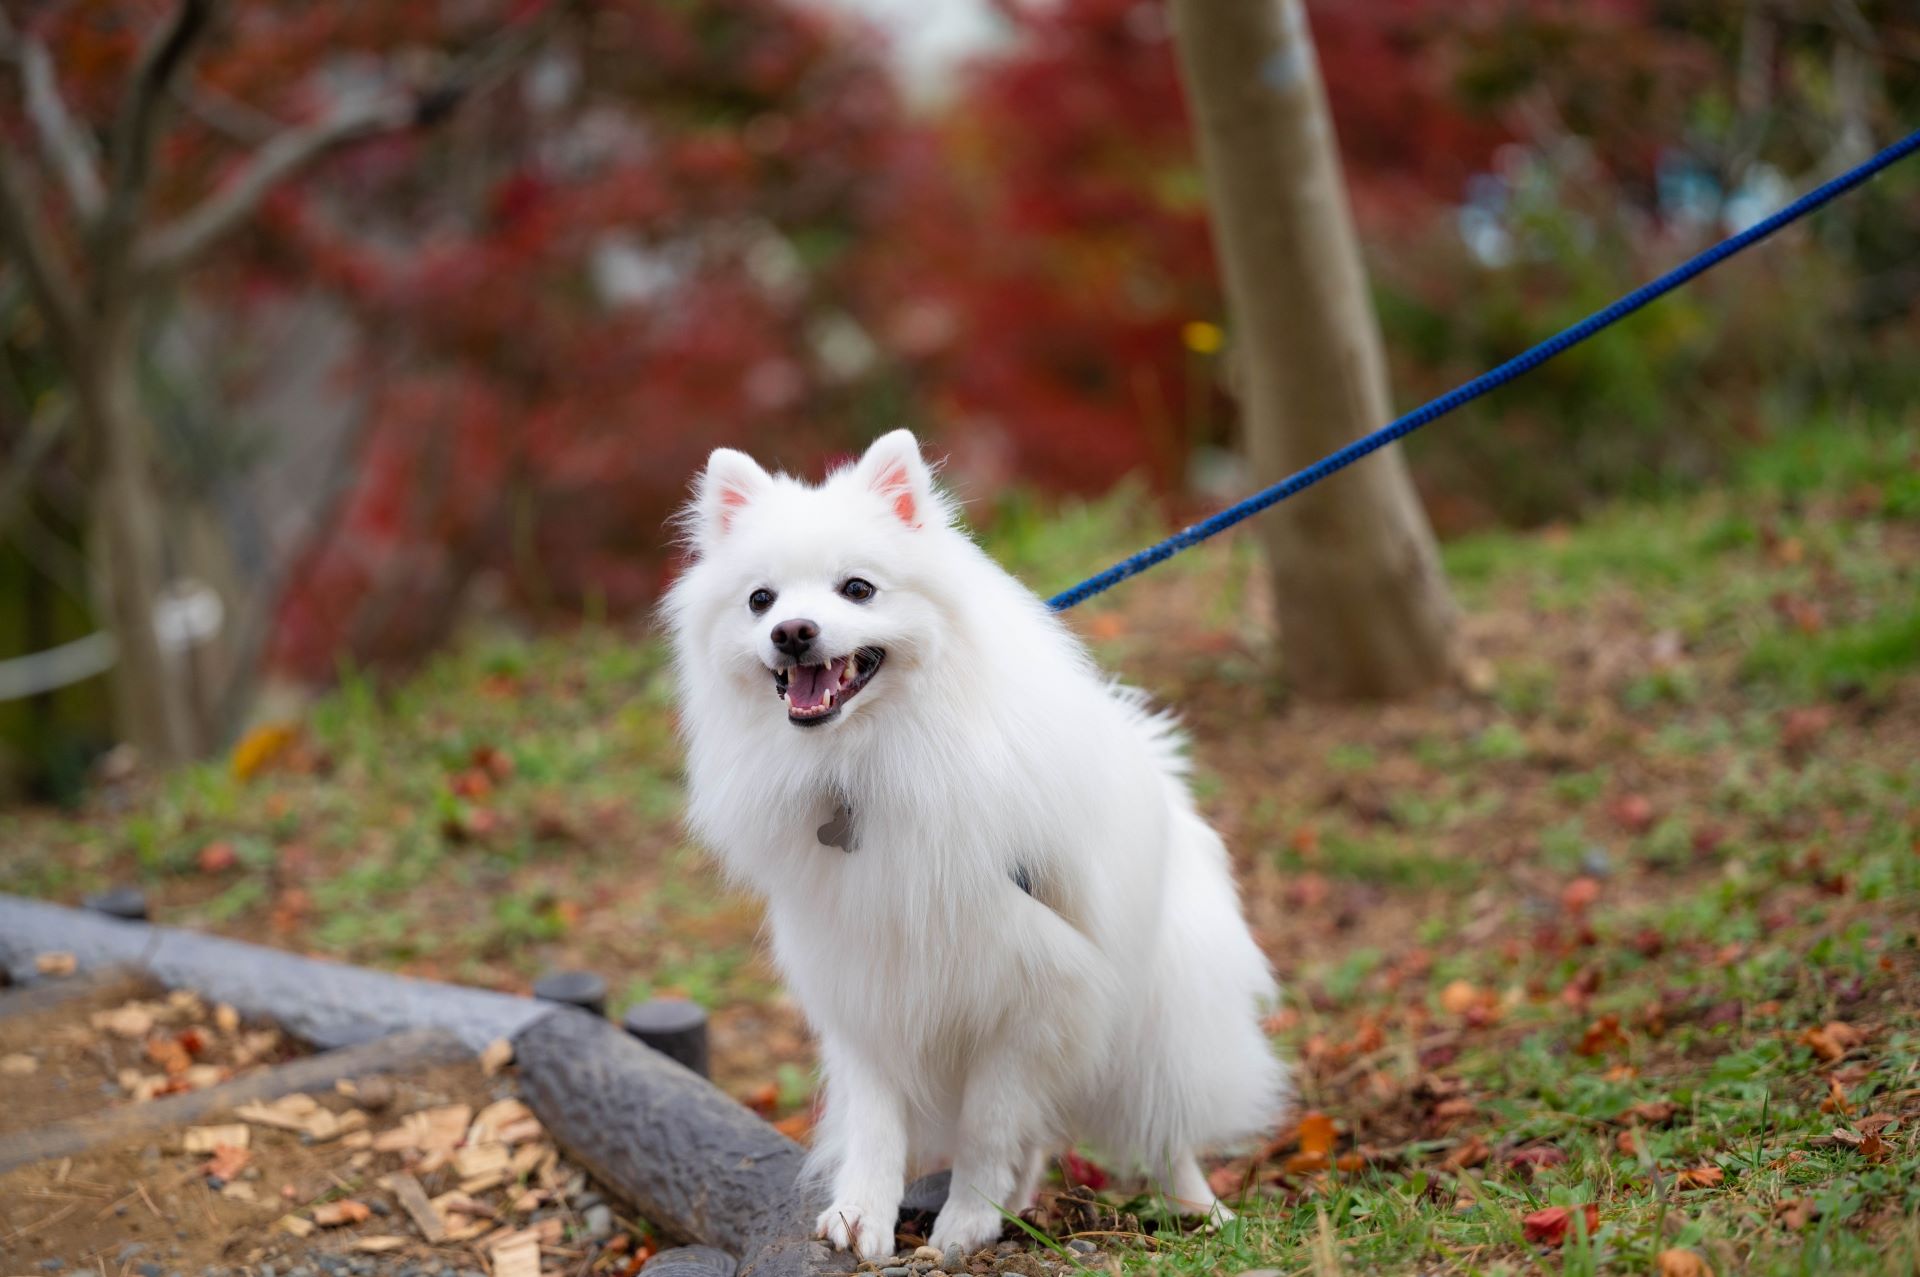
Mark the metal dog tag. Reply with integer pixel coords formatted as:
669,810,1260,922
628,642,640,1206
818,802,858,853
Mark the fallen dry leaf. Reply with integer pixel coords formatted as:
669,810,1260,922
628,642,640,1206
1576,1014,1628,1057
312,1199,372,1228
1620,1100,1680,1126
1859,1131,1893,1163
1774,1197,1818,1230
1297,1111,1337,1158
1820,1076,1855,1116
1507,1144,1568,1175
1656,1248,1714,1277
1522,1203,1599,1247
1800,1021,1862,1064
1675,1164,1725,1190
1441,1134,1490,1171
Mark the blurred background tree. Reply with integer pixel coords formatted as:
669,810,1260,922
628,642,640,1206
2,0,1916,793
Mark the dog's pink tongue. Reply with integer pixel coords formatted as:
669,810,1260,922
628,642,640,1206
787,662,834,710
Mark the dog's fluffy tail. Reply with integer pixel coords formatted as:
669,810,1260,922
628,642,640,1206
1090,803,1290,1171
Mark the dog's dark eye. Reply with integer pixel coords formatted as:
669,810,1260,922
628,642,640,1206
840,578,876,603
748,588,777,614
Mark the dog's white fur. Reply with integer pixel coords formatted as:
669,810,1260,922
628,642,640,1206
664,431,1288,1258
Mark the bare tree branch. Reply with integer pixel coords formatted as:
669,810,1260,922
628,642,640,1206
94,0,214,291
135,0,576,280
0,147,87,373
135,94,412,278
0,396,72,538
0,12,107,220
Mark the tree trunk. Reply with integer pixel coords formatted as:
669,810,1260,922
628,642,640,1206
82,319,204,765
1169,0,1457,698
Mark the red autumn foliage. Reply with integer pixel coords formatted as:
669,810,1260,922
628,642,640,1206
1523,1202,1600,1246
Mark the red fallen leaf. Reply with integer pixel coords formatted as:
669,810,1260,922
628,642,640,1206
1288,825,1320,857
1561,876,1603,914
741,1082,779,1117
1576,1014,1628,1057
1629,928,1666,959
1859,1131,1892,1163
1207,1163,1246,1198
1779,705,1833,755
1675,1164,1725,1190
1523,1203,1599,1246
472,744,515,782
449,768,494,799
1610,794,1655,834
1507,1144,1568,1175
145,1033,192,1076
1616,1128,1642,1156
198,841,238,874
771,1112,812,1143
1061,1149,1108,1190
1619,1100,1680,1126
204,1143,251,1180
1430,1096,1477,1130
1690,823,1727,857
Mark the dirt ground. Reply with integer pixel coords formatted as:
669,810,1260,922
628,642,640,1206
0,982,651,1275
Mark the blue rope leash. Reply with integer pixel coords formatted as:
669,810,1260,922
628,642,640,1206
1047,127,1920,612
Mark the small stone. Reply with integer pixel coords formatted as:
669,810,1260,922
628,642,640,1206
138,1264,163,1277
942,1249,965,1272
584,1204,613,1240
882,1267,912,1276
1066,1242,1097,1256
39,1262,65,1273
910,1249,941,1265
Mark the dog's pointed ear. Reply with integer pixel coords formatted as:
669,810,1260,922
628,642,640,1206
853,429,935,529
693,447,772,545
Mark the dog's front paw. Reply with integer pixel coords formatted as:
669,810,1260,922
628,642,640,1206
816,1200,898,1261
926,1201,1004,1256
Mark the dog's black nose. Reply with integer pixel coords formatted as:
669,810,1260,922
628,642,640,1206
770,618,819,658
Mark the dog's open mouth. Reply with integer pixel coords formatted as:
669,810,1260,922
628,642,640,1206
771,647,885,726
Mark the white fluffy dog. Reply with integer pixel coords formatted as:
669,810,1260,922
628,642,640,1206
664,431,1287,1258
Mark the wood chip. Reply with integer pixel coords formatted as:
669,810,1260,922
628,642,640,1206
276,1214,316,1238
453,1141,511,1179
214,1003,241,1033
480,1037,514,1076
471,1098,534,1142
220,1181,259,1203
182,1124,251,1153
91,1005,157,1038
0,1053,38,1076
352,1237,408,1254
379,1171,447,1244
489,1232,541,1277
373,1103,472,1154
35,951,76,976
